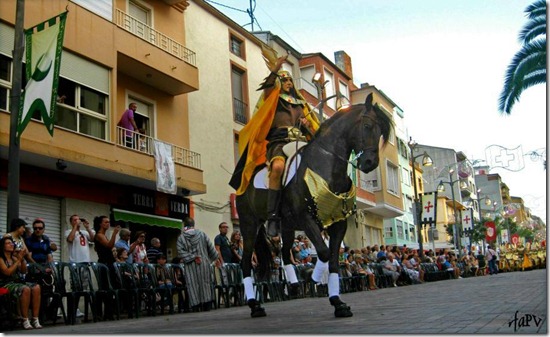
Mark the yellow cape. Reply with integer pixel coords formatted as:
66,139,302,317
234,82,320,195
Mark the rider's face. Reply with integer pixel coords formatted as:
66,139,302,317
281,77,293,93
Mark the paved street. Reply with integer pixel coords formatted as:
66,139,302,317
5,268,547,334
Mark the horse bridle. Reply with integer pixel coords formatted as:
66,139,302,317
313,109,380,170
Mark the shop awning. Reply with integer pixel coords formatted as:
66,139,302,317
112,208,182,229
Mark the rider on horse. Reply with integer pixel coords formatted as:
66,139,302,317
230,53,320,237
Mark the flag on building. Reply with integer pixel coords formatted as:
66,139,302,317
17,11,67,139
484,144,525,171
462,208,474,231
154,140,177,195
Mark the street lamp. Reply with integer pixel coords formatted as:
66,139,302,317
311,72,350,122
437,168,465,253
407,137,433,259
475,188,493,254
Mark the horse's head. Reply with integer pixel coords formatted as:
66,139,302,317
353,93,393,174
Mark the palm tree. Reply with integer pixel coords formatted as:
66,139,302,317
498,0,546,114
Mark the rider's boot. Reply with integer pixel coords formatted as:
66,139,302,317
266,189,282,237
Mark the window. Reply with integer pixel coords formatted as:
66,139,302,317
129,98,152,135
0,54,10,112
229,34,244,58
402,167,411,186
396,220,404,238
53,77,108,139
231,66,248,124
128,0,154,43
386,161,400,195
323,70,335,110
359,167,380,192
385,226,393,238
299,65,317,97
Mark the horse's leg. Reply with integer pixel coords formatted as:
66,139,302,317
326,221,353,318
237,194,266,318
280,225,301,298
303,225,329,283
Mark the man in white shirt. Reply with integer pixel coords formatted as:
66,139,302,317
65,214,95,263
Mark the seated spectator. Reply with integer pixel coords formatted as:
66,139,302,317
401,253,422,283
290,239,302,265
350,254,376,290
382,252,401,287
115,228,136,264
0,236,42,329
147,238,162,264
438,255,461,279
155,254,174,307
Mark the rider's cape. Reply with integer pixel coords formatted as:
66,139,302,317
229,80,320,195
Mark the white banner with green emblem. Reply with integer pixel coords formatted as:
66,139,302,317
17,11,67,139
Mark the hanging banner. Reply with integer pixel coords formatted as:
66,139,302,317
154,140,177,195
462,208,474,231
18,11,68,139
485,221,496,242
420,191,437,225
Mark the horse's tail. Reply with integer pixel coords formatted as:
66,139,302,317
254,225,272,282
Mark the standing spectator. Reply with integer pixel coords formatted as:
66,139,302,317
147,237,162,264
93,216,119,320
117,102,140,148
25,219,54,263
65,215,95,263
229,231,243,264
0,236,42,329
93,216,120,265
65,214,95,318
3,218,33,263
132,231,149,264
485,244,498,275
114,228,139,264
214,222,232,265
176,217,218,312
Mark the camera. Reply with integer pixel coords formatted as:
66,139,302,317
80,218,87,223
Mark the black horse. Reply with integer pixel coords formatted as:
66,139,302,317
236,93,393,318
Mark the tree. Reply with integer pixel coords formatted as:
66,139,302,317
498,0,546,114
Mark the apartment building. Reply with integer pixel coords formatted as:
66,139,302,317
0,0,202,261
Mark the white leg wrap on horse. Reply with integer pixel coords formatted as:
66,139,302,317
243,276,255,301
328,273,340,298
312,260,328,283
284,264,298,284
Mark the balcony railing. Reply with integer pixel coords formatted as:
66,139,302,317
233,98,248,124
115,9,196,66
116,127,201,170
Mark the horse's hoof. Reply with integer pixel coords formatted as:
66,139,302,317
334,303,353,318
248,299,266,318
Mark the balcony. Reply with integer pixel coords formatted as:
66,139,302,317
233,98,248,125
115,127,201,170
0,112,206,195
114,9,199,95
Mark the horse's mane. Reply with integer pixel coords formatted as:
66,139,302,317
312,100,394,145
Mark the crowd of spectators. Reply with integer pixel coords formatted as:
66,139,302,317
1,215,539,331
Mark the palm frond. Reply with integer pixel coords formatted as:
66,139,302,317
525,0,547,19
498,0,547,115
519,16,546,44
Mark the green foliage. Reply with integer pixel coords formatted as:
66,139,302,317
498,0,546,114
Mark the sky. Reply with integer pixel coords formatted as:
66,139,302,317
208,0,547,220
